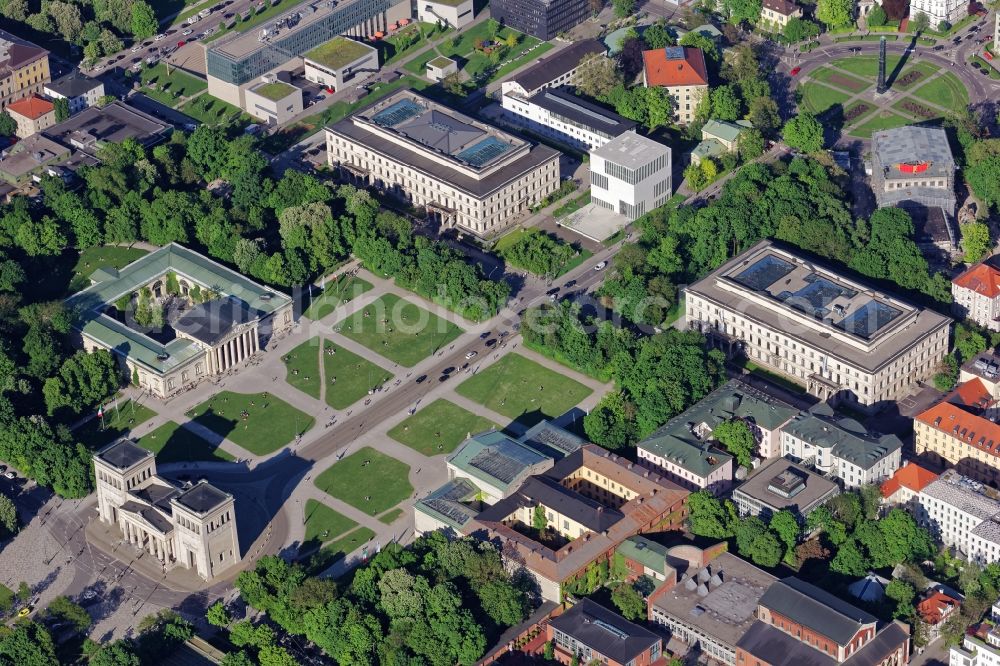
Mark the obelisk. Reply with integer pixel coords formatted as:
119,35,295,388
875,36,888,94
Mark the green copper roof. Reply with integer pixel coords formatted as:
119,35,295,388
447,430,551,493
702,119,751,143
691,138,727,161
782,405,902,470
618,536,670,573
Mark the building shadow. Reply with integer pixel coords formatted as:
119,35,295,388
885,37,917,89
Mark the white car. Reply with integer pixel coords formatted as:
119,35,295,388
3,471,15,480
465,351,478,360
593,261,607,271
130,44,141,52
154,33,165,41
183,29,193,35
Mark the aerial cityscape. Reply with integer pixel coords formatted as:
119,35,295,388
0,0,996,663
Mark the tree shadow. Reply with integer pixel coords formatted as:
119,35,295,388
822,103,847,146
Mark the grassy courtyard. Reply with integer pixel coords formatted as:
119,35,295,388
179,94,251,127
336,293,463,367
137,63,207,107
314,446,412,516
911,75,969,112
801,83,851,115
322,341,393,409
189,391,313,456
388,399,499,456
69,246,148,293
76,399,157,450
303,499,359,545
303,275,373,321
282,338,323,400
456,353,592,427
321,526,376,562
138,421,235,463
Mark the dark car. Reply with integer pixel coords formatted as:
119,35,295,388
546,287,560,296
442,366,455,374
563,280,576,288
438,375,450,383
479,331,491,339
485,339,497,348
415,374,427,383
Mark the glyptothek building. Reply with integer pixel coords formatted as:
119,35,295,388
870,125,956,220
685,240,952,411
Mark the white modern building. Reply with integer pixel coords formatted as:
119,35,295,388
326,89,560,236
499,39,605,100
909,0,967,29
590,131,672,221
303,36,379,91
780,404,903,489
244,76,303,125
951,601,1000,666
501,85,638,151
44,71,104,115
915,469,1000,566
685,240,952,411
94,438,240,581
417,0,474,28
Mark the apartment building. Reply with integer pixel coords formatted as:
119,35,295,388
732,456,840,522
914,378,1000,485
548,599,664,666
780,404,903,489
951,602,1000,666
691,119,752,165
641,46,709,125
0,30,50,112
953,262,1000,331
914,469,1000,565
326,89,559,236
685,240,952,411
44,72,104,115
759,0,802,29
501,85,637,151
871,125,956,219
500,39,606,99
636,379,798,492
590,131,672,221
910,0,967,29
736,577,910,666
880,461,938,508
6,94,55,138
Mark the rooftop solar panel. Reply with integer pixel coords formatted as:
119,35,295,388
664,46,685,60
372,99,425,127
469,449,525,484
732,255,795,291
423,498,477,525
457,136,512,167
836,300,902,339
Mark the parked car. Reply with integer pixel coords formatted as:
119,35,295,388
183,28,193,35
465,350,478,360
154,33,165,40
593,261,607,271
790,66,801,76
3,471,15,480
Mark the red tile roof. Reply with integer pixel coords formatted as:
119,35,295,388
917,592,959,625
916,384,1000,459
953,263,1000,298
643,46,709,88
7,94,53,120
954,377,995,409
880,463,939,498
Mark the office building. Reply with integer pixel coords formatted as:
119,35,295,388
649,546,777,665
501,85,637,151
94,438,239,580
490,0,600,40
636,379,797,492
590,131,671,221
759,0,802,29
870,125,956,219
642,46,709,125
736,577,910,666
0,30,50,112
326,89,560,235
953,261,1000,332
6,94,55,138
909,0,966,29
780,404,903,489
915,469,1000,565
44,71,104,115
914,378,1000,485
66,243,293,399
303,36,379,90
206,0,409,109
685,240,952,410
732,457,840,522
416,0,474,29
425,56,457,81
548,599,664,666
469,445,688,601
244,77,303,125
501,39,606,100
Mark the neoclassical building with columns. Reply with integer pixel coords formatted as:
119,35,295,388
94,438,240,580
66,243,293,399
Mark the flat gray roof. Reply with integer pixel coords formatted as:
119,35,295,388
42,101,169,152
96,438,153,470
527,86,637,138
872,125,954,181
175,481,231,514
591,131,670,169
733,457,839,516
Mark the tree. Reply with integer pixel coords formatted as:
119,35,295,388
477,580,528,626
644,86,675,130
611,583,646,621
543,641,555,660
738,128,766,161
687,490,737,538
911,11,930,34
769,510,800,563
735,517,782,567
52,97,70,122
91,640,141,666
885,579,916,619
130,0,158,40
0,112,16,137
712,419,756,469
679,31,719,62
48,1,84,41
0,621,58,665
965,143,1000,212
711,84,743,121
207,601,232,627
44,596,91,633
486,18,501,38
747,96,781,136
816,0,852,27
0,493,16,535
867,3,887,25
859,484,882,521
782,113,824,152
532,504,548,532
830,538,868,576
643,21,676,48
613,0,636,17
723,0,763,24
783,16,820,41
962,221,992,262
43,349,121,416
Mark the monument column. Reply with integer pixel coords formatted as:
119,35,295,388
876,36,888,94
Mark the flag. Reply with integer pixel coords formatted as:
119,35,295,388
97,405,104,418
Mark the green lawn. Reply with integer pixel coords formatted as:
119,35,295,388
893,61,942,88
832,55,903,77
321,526,376,561
808,66,869,92
383,22,450,66
553,191,591,219
282,338,322,400
335,293,463,367
910,73,970,112
322,340,393,409
138,63,206,107
402,23,541,77
188,391,313,456
388,399,499,455
379,508,403,524
315,446,412,516
76,399,157,450
303,499,358,544
303,275,373,321
138,421,235,463
742,361,807,393
848,111,912,138
0,584,12,613
456,353,593,427
179,94,251,127
69,246,148,293
802,83,851,115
